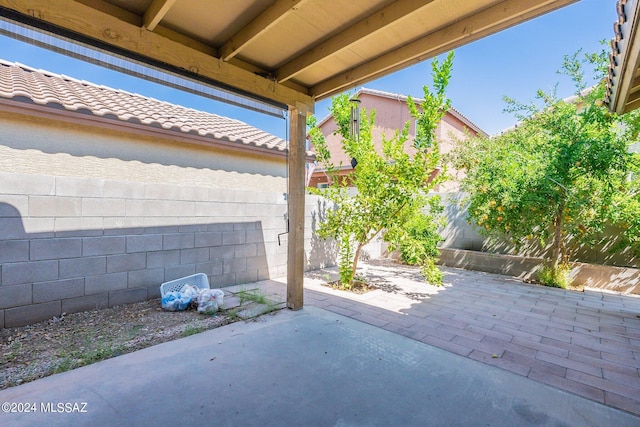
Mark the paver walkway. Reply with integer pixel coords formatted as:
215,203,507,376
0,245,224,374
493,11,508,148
298,260,640,417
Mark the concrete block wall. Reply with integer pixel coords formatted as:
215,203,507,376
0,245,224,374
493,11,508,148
0,171,313,327
439,248,640,295
437,192,638,268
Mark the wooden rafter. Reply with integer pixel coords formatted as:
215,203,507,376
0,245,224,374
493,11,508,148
276,0,436,83
142,0,177,31
311,0,578,99
0,0,314,109
219,0,308,62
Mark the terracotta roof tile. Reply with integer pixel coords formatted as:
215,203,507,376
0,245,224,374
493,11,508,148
0,60,288,153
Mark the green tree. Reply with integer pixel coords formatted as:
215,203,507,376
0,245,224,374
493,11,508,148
450,47,640,285
309,52,454,288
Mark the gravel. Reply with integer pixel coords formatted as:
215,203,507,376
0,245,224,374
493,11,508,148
0,299,239,389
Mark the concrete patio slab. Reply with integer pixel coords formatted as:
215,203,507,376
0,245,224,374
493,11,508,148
1,306,638,427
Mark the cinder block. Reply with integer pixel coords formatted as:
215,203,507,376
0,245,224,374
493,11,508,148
29,196,81,217
106,253,147,273
222,231,245,246
234,243,257,258
224,258,246,275
180,248,210,264
0,172,54,196
208,188,235,203
246,229,266,244
104,180,144,199
195,231,222,248
208,223,234,232
0,240,29,263
108,287,147,307
0,284,32,309
163,233,195,250
257,268,270,281
54,217,103,237
82,198,126,217
85,272,128,295
179,224,208,233
210,246,235,261
236,269,258,284
5,301,61,327
164,264,195,282
179,186,209,201
2,260,59,286
83,236,126,256
126,199,162,217
147,250,180,268
234,221,258,231
246,255,269,271
196,261,223,277
194,201,219,217
0,218,29,239
30,237,82,260
145,183,180,200
0,195,28,217
128,268,165,288
61,293,109,314
59,256,106,279
147,284,161,299
126,234,163,253
56,176,104,197
103,224,145,237
162,200,195,217
144,225,179,234
33,278,84,303
209,273,236,288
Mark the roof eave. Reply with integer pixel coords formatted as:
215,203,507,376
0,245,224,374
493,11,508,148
0,97,299,160
608,0,640,115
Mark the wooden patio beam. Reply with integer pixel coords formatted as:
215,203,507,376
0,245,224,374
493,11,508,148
0,0,314,110
276,0,435,83
142,0,177,31
219,0,309,62
311,0,579,100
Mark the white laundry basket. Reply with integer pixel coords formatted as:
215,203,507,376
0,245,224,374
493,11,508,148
160,273,210,298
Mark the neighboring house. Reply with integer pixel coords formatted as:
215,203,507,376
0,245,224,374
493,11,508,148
307,87,486,192
0,60,325,327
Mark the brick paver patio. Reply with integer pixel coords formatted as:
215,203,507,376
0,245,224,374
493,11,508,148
298,260,640,417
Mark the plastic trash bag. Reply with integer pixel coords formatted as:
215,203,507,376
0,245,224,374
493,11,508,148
161,291,192,311
180,284,199,299
197,288,225,314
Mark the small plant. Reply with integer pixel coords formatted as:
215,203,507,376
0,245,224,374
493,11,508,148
234,288,281,316
50,339,124,374
537,263,572,289
237,288,269,305
225,309,240,321
181,324,206,337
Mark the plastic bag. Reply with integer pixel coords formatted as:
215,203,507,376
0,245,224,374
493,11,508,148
197,288,225,314
161,291,192,311
180,284,199,299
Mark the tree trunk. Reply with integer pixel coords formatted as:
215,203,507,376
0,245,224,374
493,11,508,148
550,202,564,269
350,243,364,286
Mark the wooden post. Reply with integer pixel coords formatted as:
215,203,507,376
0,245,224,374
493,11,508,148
287,107,306,310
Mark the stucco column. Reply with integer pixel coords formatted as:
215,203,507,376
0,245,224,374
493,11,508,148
287,107,306,310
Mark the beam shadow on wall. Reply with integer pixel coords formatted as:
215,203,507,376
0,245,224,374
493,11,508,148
0,202,271,328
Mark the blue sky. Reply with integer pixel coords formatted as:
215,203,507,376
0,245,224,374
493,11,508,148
0,0,615,139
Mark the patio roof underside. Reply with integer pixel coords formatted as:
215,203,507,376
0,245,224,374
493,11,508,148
0,0,578,112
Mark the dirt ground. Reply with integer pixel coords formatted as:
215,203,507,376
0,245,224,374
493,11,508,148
0,299,245,389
